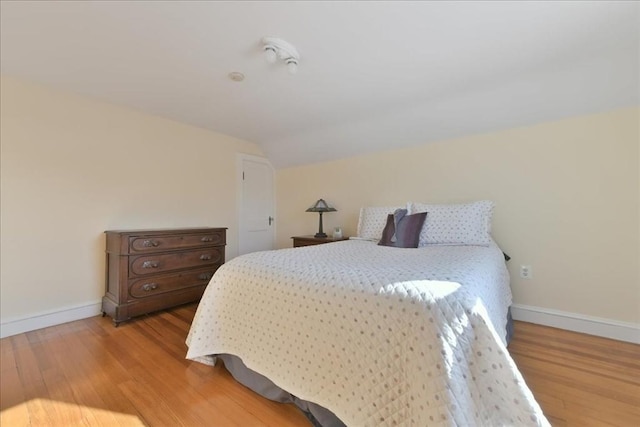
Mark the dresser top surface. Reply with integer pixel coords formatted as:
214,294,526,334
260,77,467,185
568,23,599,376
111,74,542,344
105,227,227,235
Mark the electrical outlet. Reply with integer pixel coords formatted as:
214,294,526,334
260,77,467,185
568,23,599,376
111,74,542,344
520,265,532,279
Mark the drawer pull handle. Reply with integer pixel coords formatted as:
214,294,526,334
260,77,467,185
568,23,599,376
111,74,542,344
142,240,159,247
200,254,212,261
142,261,159,269
201,237,213,242
142,283,158,292
198,273,212,281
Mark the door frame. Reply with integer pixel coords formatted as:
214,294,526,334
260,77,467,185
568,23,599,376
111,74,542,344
236,153,276,256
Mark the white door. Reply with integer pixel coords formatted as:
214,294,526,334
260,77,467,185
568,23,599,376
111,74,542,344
238,154,275,255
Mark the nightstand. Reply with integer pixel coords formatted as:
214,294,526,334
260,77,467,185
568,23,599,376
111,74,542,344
292,235,350,248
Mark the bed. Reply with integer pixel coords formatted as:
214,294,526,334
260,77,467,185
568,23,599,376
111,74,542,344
186,202,549,426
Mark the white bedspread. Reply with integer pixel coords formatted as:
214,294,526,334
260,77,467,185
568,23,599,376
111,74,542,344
186,240,549,426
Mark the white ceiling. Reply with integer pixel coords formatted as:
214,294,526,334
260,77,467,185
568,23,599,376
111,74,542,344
1,1,638,168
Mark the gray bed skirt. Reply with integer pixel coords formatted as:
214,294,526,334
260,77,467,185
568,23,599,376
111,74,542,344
217,308,515,427
217,354,345,427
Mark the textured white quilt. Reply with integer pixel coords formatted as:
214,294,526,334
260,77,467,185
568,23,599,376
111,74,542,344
186,240,549,426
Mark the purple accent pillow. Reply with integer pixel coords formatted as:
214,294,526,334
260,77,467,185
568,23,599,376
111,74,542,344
378,210,428,248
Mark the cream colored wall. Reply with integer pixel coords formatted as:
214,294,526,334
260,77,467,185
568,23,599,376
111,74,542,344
277,108,640,324
0,75,264,322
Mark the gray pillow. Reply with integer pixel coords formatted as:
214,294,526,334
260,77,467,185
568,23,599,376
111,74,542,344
378,209,427,248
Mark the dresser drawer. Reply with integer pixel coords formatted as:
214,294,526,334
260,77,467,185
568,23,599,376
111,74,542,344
293,239,320,247
129,231,225,253
129,267,218,299
129,247,224,276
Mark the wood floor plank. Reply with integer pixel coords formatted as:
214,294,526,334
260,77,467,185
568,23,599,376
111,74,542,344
11,334,56,426
117,378,183,426
191,364,298,427
39,360,85,426
509,345,639,387
514,353,640,407
119,318,272,426
511,334,640,376
510,322,640,426
0,337,24,410
0,337,31,426
2,304,639,426
205,362,313,427
519,367,640,420
564,400,640,427
58,324,146,425
49,323,138,427
532,391,566,421
513,322,640,365
0,333,17,375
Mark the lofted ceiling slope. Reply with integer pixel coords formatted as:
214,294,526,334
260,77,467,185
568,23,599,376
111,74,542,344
1,1,638,168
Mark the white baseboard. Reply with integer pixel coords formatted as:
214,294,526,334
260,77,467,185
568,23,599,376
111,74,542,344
511,304,640,344
0,301,102,339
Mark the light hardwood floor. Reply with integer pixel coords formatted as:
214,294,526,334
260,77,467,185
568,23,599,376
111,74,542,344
1,303,638,426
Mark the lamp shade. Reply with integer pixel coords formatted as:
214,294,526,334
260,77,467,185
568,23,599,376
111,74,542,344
306,199,336,237
306,199,337,213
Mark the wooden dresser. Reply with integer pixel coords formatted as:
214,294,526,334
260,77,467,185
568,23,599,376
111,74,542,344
102,227,226,325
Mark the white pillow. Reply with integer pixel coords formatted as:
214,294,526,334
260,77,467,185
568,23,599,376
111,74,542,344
356,206,403,240
408,200,494,246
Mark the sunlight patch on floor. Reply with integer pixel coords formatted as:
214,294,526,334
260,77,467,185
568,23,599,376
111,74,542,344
1,398,146,426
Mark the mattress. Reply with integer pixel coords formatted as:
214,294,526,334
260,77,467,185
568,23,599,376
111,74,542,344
186,240,549,426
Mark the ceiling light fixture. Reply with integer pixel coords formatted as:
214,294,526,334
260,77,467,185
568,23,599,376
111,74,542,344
262,36,300,75
228,71,245,82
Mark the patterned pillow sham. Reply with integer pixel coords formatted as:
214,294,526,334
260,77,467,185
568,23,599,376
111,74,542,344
408,200,494,246
378,209,428,248
356,205,403,240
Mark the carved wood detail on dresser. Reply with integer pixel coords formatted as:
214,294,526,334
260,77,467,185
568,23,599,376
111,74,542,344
102,227,227,326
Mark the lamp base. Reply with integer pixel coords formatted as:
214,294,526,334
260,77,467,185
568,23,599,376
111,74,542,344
314,232,328,238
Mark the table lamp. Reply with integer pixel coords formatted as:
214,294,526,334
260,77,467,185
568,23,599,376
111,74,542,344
306,199,337,238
